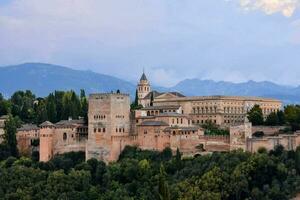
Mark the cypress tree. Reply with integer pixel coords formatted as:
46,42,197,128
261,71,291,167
150,92,154,106
35,100,48,124
47,93,57,123
158,165,170,200
134,89,139,106
4,115,19,157
54,91,65,121
80,89,88,123
175,148,182,170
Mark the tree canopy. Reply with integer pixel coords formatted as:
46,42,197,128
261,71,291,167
0,90,88,125
247,105,264,125
0,146,300,200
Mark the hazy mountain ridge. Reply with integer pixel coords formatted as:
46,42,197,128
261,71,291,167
0,63,136,97
171,79,299,104
0,63,299,104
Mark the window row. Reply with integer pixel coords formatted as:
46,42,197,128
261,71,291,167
193,107,217,114
94,115,106,120
116,127,125,133
262,108,279,113
138,86,150,92
224,115,244,119
172,130,196,135
63,132,74,140
192,119,217,124
224,120,244,124
94,127,106,133
223,107,244,114
172,118,184,124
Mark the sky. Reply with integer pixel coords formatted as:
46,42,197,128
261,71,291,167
0,0,300,87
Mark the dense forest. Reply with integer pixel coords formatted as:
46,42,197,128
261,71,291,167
0,146,300,200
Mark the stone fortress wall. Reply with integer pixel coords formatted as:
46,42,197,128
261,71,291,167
247,131,300,152
8,72,300,163
16,124,39,156
39,119,88,162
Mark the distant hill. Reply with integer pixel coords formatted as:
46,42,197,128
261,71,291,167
170,79,300,104
0,63,299,104
0,63,136,97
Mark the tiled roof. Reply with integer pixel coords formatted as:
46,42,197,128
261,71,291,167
143,91,162,99
139,120,169,126
18,124,39,131
168,92,185,97
157,113,186,117
143,91,185,100
40,119,86,128
0,115,9,120
164,126,199,131
140,73,148,81
141,105,181,110
55,119,85,126
154,95,281,102
40,121,54,127
54,119,86,128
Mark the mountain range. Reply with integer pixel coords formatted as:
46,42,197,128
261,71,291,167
0,63,299,104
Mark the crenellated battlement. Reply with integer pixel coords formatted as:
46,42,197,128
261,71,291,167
89,93,130,98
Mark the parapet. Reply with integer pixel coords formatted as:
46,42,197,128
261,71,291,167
89,93,130,99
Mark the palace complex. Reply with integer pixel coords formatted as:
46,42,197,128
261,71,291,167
3,72,300,163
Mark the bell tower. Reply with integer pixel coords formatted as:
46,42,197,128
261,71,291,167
137,71,151,106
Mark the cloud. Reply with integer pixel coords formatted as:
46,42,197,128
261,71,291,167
239,0,300,17
148,67,184,87
0,0,167,66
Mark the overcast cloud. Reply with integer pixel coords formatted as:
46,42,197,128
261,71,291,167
0,0,300,87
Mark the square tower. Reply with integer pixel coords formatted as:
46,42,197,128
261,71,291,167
86,93,131,162
39,121,55,162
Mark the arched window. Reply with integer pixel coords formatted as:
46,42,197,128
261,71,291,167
63,132,67,141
